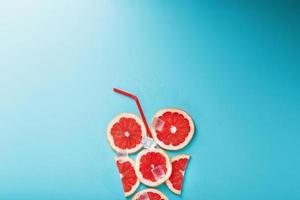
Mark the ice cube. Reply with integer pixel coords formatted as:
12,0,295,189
151,165,166,180
142,136,156,150
115,150,128,163
152,117,165,131
139,192,149,200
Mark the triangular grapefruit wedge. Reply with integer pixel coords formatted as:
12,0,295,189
132,188,169,200
135,149,172,187
151,108,194,151
107,113,146,154
115,157,140,197
165,154,191,195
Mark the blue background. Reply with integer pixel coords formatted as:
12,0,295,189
0,0,299,199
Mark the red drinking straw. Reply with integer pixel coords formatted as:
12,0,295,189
113,88,153,138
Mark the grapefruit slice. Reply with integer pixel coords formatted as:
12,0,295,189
107,113,146,154
165,154,191,195
115,157,140,197
135,149,172,187
132,188,169,200
151,108,194,150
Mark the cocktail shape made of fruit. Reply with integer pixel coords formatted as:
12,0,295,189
107,88,194,199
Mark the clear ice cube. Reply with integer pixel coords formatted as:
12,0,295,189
139,192,149,200
142,136,156,150
115,150,128,163
151,165,166,180
152,117,165,131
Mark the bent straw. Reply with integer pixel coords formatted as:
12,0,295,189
113,88,153,138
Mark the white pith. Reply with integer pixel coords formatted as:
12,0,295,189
125,131,130,137
135,148,172,187
151,108,195,151
115,157,140,197
107,113,146,154
165,154,191,195
131,188,169,200
170,126,177,134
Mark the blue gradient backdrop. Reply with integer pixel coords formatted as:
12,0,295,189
0,1,299,199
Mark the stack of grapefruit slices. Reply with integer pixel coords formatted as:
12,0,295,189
106,89,195,199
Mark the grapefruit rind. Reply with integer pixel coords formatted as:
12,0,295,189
135,149,172,187
151,108,195,151
165,154,191,195
115,157,140,197
132,188,169,200
107,113,146,154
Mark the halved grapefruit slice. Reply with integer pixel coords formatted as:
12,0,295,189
165,154,191,195
135,149,172,187
107,113,146,154
132,188,169,200
115,157,140,197
151,108,194,150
